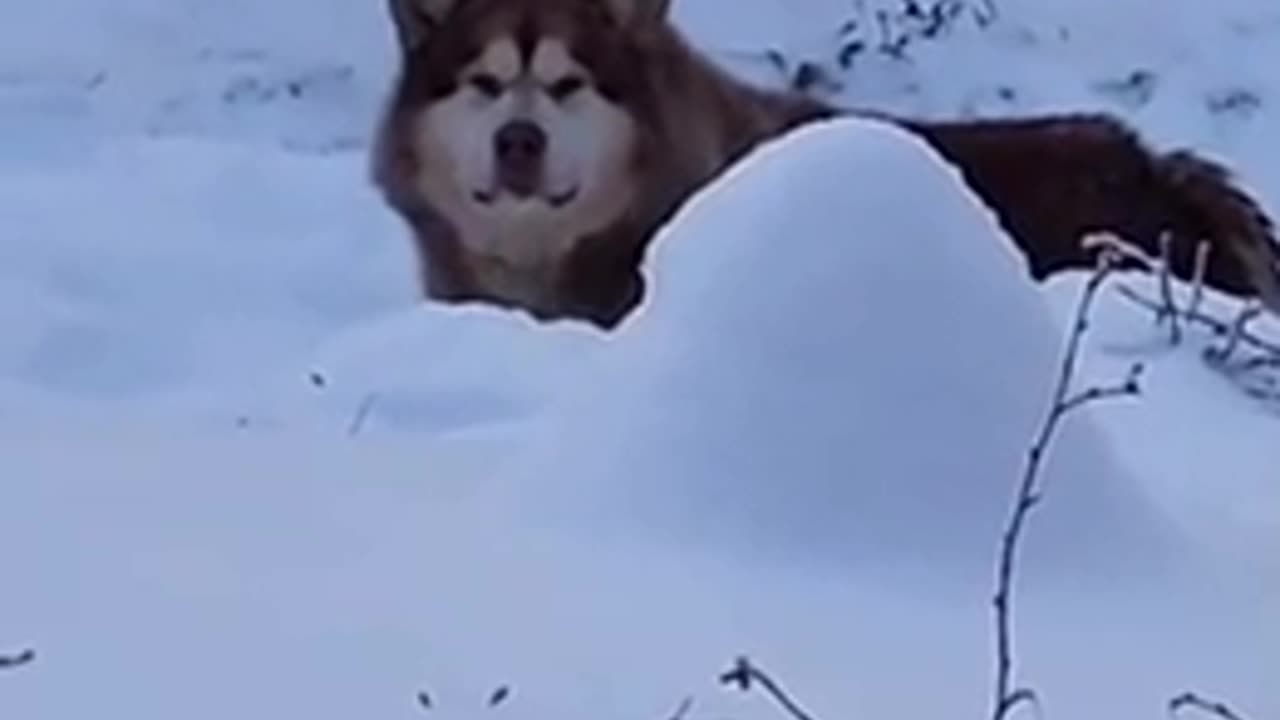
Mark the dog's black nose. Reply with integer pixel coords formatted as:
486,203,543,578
495,120,547,162
494,120,547,197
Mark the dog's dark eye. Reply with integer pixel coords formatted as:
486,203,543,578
468,73,503,98
547,76,586,101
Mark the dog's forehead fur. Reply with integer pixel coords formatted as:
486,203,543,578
454,0,611,47
468,34,577,85
419,0,642,86
399,0,655,107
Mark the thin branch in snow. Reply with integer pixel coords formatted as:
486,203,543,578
1057,363,1144,416
973,0,1000,26
1156,232,1182,344
1203,306,1280,404
1205,302,1265,366
720,656,819,720
667,695,695,720
1169,692,1253,720
0,648,35,670
347,392,380,437
1082,231,1156,267
1188,239,1211,319
1117,266,1280,407
1114,287,1280,356
1099,233,1278,372
991,234,1142,720
1087,228,1192,344
415,684,512,712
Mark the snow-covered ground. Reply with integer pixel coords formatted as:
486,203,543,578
1,1,1277,719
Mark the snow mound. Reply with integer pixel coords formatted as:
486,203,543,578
507,116,1188,587
1040,270,1280,578
278,303,606,436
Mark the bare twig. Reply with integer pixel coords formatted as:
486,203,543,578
1156,232,1183,344
1205,302,1265,366
1118,275,1280,406
720,656,818,720
1188,240,1211,319
667,695,695,720
416,684,512,713
1099,231,1278,368
1092,231,1276,361
991,236,1142,720
347,392,380,437
1169,692,1252,720
0,648,35,670
1082,231,1156,267
973,0,1000,26
1058,362,1144,415
1114,287,1280,357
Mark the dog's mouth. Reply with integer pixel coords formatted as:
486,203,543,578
472,186,579,209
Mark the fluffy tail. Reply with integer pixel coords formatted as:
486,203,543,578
899,112,1280,314
1156,149,1280,315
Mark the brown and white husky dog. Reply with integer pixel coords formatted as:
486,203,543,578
371,0,1280,329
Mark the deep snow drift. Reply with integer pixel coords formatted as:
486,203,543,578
509,117,1187,587
3,116,1275,720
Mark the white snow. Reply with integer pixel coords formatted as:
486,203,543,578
509,117,1184,586
1,0,1277,719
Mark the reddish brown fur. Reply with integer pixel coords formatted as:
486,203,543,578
372,0,1280,329
372,0,829,327
895,113,1280,302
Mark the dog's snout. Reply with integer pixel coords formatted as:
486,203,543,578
495,120,547,164
493,120,547,197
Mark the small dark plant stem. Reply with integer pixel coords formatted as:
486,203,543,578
991,237,1141,720
720,656,818,720
0,648,35,670
1116,287,1278,357
1170,692,1252,720
347,392,380,437
1207,303,1265,366
1188,240,1210,319
1156,232,1183,344
667,695,695,720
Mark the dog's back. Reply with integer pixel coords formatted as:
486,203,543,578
898,113,1280,309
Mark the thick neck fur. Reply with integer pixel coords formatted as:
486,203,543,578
545,24,836,327
617,25,835,233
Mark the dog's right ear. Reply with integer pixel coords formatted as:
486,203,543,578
602,0,672,26
388,0,460,52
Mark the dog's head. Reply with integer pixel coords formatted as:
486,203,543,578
384,0,671,270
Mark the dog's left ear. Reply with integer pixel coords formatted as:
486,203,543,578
388,0,461,52
602,0,672,26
